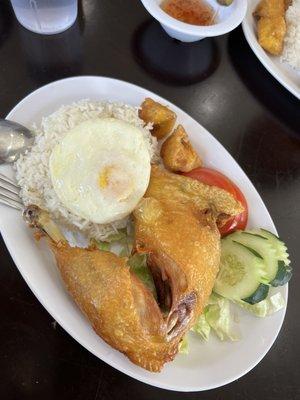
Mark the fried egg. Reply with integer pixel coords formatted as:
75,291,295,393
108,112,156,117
49,118,151,224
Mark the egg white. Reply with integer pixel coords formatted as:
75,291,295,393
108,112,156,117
49,118,151,224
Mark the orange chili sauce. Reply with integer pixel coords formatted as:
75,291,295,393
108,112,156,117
161,0,215,26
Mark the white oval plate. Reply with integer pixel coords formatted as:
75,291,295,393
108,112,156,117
0,76,287,392
242,0,300,100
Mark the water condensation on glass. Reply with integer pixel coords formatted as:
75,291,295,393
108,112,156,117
10,0,78,34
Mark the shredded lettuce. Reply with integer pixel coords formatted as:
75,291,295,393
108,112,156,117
128,253,156,297
235,292,285,317
205,294,239,341
179,336,189,354
191,291,285,348
105,229,128,243
191,314,211,341
90,239,110,252
104,227,134,257
192,293,237,342
91,230,129,255
119,247,129,257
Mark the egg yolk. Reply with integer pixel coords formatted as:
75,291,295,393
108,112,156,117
98,165,133,202
98,166,111,189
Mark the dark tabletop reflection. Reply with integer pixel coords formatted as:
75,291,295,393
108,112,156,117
17,19,83,85
132,20,220,85
0,0,14,48
228,28,300,134
239,116,300,188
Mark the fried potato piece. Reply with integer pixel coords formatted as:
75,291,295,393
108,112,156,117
160,125,202,172
257,16,286,55
254,0,285,18
139,98,176,140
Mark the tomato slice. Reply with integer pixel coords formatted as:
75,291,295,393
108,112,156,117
182,167,248,236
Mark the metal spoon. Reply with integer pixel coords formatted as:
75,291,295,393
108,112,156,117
0,119,34,164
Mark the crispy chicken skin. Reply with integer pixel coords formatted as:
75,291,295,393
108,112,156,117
143,165,244,218
134,197,220,320
23,205,180,372
254,0,286,56
51,243,180,372
139,98,176,140
160,125,202,172
134,166,243,327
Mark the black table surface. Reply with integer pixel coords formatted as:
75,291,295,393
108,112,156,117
0,1,299,399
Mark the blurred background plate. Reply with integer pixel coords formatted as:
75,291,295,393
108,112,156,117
242,0,300,100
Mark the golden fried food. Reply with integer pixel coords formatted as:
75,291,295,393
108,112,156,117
134,198,220,322
134,166,244,324
254,0,285,18
24,205,193,372
254,0,286,56
24,206,180,372
139,98,176,140
257,16,286,55
142,165,244,219
51,242,182,372
160,125,202,172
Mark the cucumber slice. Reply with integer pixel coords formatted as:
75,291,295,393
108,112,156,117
243,284,270,305
229,231,278,283
214,240,269,304
255,229,290,266
246,229,292,286
270,261,292,287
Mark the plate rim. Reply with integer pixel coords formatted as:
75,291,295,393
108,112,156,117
1,75,288,392
242,1,300,101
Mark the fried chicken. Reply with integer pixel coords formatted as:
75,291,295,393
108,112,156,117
23,168,243,372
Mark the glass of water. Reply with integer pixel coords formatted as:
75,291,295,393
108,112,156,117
10,0,78,35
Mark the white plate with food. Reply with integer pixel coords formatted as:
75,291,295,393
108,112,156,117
242,0,300,100
0,76,291,392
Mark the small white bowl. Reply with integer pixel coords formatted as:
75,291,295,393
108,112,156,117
140,0,247,42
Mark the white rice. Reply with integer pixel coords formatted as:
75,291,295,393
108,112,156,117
281,0,300,70
15,100,157,241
